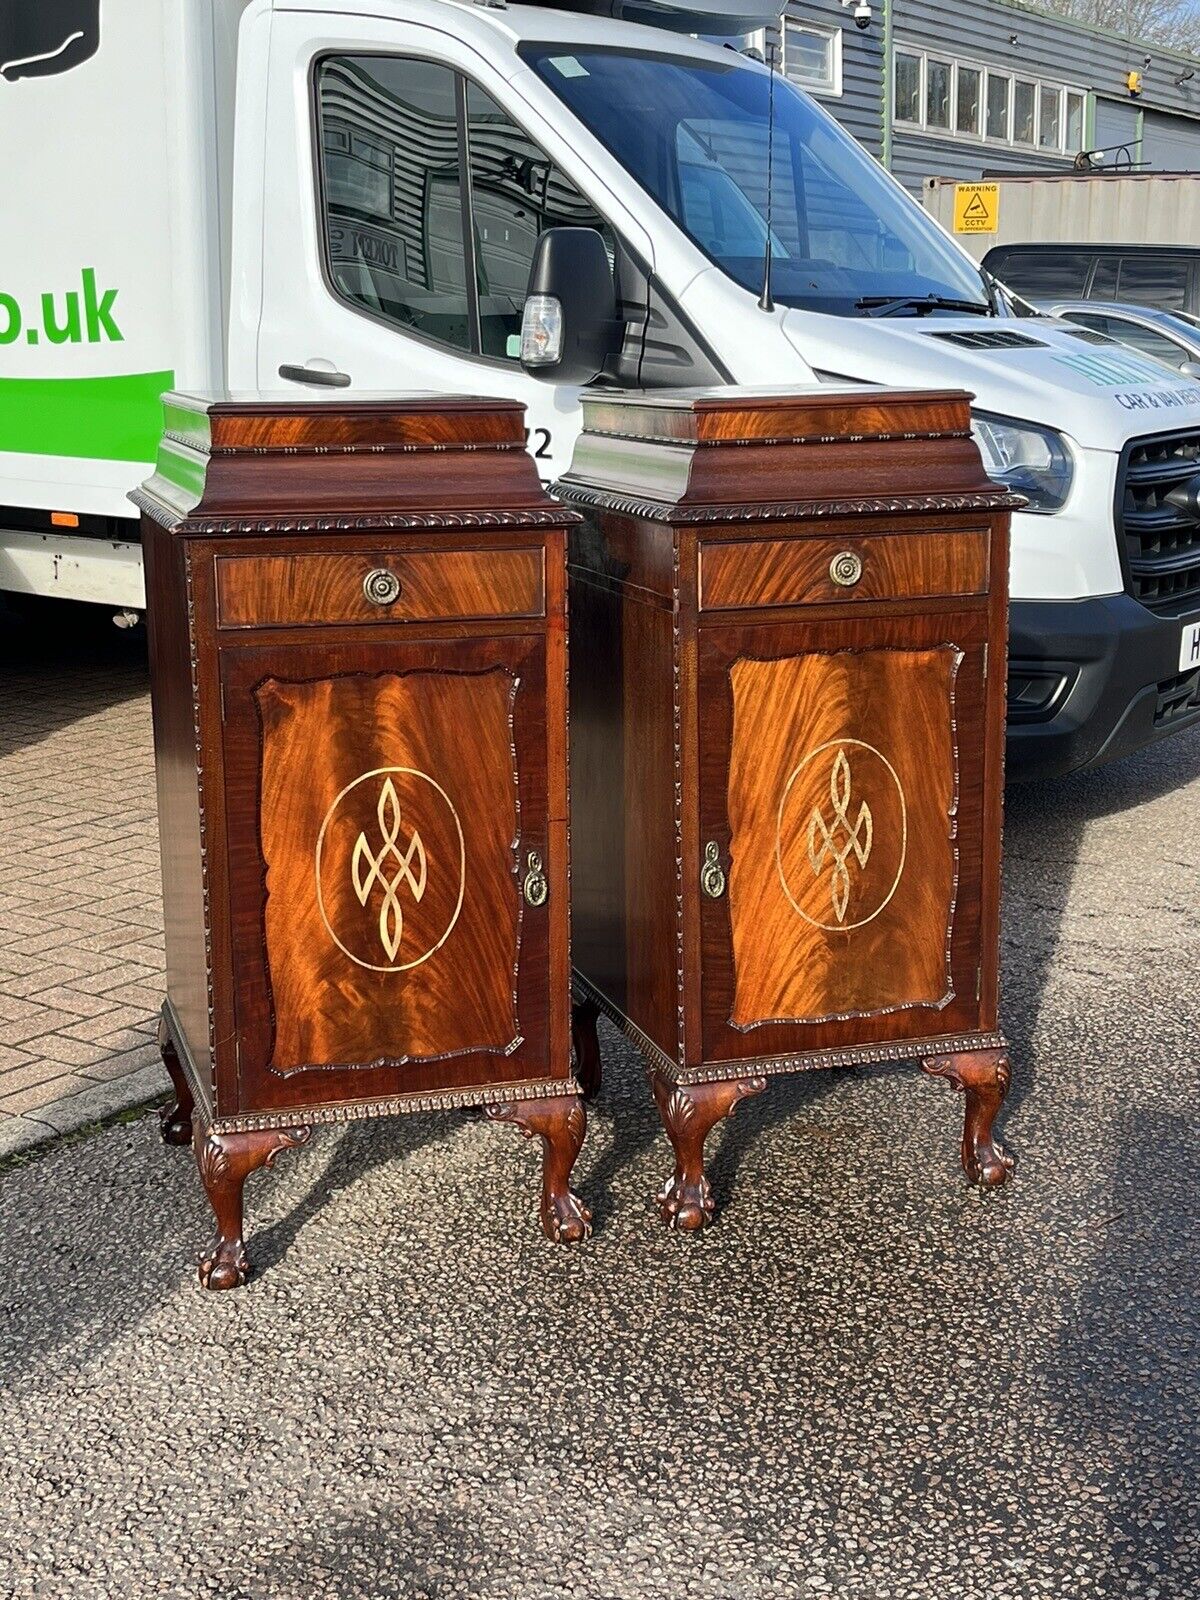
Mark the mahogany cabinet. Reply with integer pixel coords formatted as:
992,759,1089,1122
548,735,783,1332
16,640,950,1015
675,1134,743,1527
136,393,589,1288
560,388,1021,1229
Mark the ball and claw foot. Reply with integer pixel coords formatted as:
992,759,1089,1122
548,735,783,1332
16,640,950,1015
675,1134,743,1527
157,1010,194,1147
922,1048,1014,1189
658,1168,716,1233
193,1124,312,1291
650,1072,767,1231
571,999,602,1103
485,1094,592,1243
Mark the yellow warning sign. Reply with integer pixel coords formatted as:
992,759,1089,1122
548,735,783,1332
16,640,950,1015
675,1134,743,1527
953,182,999,234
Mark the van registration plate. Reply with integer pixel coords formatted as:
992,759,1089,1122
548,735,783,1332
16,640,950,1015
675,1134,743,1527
1181,621,1200,674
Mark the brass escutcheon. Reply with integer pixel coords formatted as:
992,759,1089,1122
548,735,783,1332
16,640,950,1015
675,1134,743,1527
700,840,726,899
523,850,548,907
829,550,863,587
363,567,401,606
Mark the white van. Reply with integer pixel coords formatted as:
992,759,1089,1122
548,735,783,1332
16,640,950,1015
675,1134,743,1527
4,0,1200,779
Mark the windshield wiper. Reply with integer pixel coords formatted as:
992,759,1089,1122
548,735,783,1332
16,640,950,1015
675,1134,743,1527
855,294,992,318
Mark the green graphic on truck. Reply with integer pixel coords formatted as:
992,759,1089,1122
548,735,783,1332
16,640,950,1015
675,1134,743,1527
0,267,123,345
0,268,170,462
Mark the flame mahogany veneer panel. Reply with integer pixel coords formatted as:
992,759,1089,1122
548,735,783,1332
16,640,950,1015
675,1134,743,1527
215,547,545,629
699,529,988,611
724,646,958,1027
255,667,521,1073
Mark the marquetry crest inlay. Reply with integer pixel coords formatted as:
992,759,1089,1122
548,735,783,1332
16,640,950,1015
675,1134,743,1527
316,767,465,972
776,739,908,933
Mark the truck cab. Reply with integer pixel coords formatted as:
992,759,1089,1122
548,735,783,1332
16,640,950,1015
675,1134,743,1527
5,0,1200,778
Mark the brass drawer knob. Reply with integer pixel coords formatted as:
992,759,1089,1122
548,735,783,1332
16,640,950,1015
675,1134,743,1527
363,567,401,606
523,851,548,907
829,550,863,587
700,840,726,899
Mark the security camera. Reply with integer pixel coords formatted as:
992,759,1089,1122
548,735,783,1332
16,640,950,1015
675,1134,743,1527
843,0,871,29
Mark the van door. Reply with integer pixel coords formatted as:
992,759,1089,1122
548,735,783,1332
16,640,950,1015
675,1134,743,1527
254,15,650,480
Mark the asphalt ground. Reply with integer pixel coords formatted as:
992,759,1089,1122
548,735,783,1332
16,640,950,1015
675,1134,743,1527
0,611,1197,1599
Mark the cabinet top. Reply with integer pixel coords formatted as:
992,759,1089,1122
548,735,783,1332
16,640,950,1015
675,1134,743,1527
576,386,973,445
131,391,577,537
561,386,1023,525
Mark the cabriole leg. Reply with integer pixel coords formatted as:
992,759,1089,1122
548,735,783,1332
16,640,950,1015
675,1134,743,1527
486,1094,592,1243
571,999,602,1102
157,1009,194,1147
650,1071,767,1231
921,1048,1014,1188
193,1124,312,1290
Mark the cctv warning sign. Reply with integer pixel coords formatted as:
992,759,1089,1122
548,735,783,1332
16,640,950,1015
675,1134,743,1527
953,183,999,234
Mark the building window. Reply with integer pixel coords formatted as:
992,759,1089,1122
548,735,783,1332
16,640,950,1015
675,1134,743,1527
894,47,1083,157
782,20,842,97
926,57,951,130
1038,85,1061,150
956,65,981,137
1066,90,1086,151
1013,79,1037,145
895,51,922,124
985,71,1010,140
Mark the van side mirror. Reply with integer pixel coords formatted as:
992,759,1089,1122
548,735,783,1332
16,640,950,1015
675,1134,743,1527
1181,360,1200,380
520,227,618,385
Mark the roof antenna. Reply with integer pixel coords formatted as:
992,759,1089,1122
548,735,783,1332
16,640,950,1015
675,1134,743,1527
758,30,778,313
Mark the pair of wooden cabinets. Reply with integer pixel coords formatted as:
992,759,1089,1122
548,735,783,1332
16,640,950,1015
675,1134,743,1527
140,389,1016,1288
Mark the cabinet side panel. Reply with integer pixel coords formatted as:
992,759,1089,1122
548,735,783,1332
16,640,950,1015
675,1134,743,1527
569,572,678,1059
143,522,211,1088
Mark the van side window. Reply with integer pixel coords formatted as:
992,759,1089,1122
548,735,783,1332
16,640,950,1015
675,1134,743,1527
317,56,608,362
318,57,472,351
1091,314,1189,368
1116,256,1190,313
987,249,1092,298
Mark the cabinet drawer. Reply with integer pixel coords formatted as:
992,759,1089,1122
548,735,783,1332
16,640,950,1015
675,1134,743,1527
215,548,545,629
699,530,988,612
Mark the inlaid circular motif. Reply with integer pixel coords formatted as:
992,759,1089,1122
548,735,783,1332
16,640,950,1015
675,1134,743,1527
775,739,907,932
315,767,465,972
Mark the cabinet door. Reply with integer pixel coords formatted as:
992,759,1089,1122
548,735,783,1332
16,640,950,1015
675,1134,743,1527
219,632,561,1110
697,608,995,1064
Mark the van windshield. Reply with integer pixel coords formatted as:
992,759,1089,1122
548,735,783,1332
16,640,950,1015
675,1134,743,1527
522,44,990,316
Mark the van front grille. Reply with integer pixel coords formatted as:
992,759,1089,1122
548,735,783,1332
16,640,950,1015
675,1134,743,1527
1118,430,1200,613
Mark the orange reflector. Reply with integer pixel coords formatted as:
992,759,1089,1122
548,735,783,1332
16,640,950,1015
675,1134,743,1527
50,512,79,528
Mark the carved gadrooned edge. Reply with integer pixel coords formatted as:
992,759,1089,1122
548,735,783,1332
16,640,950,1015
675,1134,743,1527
572,970,679,1075
163,997,216,1126
181,552,218,1080
671,531,686,1063
183,438,526,459
570,975,1006,1083
207,1076,582,1135
574,426,972,450
555,485,1024,525
131,488,578,535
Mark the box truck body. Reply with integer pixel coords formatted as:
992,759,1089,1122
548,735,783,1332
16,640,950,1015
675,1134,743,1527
4,0,1200,777
0,0,247,604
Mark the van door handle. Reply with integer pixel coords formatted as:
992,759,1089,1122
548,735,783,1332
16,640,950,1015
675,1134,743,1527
278,363,352,388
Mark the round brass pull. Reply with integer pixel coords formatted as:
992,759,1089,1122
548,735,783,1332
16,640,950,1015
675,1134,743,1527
363,568,401,606
523,851,548,907
829,550,863,588
700,841,726,900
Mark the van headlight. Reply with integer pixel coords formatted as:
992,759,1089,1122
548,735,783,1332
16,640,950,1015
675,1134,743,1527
971,413,1073,512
